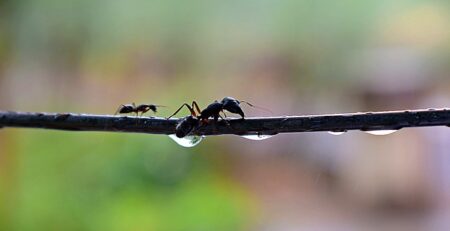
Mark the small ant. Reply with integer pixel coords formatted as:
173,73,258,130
168,97,270,138
114,103,164,116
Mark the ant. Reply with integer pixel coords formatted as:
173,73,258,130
114,103,164,116
168,97,270,138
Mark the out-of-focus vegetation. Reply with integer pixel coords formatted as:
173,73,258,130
1,0,450,230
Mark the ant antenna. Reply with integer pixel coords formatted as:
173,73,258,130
239,100,273,114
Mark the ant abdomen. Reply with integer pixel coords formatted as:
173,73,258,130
116,104,135,114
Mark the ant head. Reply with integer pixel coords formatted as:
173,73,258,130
221,99,244,118
222,97,273,115
148,105,158,113
136,104,161,113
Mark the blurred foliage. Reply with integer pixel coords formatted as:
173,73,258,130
7,131,254,230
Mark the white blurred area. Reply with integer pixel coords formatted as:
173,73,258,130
1,1,450,230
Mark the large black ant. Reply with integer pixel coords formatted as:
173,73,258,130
168,97,270,138
114,103,164,116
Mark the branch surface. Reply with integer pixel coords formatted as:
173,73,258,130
1,109,450,136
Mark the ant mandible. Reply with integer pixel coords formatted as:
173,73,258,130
168,97,268,138
114,103,164,116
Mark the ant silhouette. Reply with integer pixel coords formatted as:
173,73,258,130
168,97,270,138
115,103,165,117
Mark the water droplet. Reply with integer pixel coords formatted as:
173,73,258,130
241,134,273,140
365,130,398,136
169,134,204,147
328,130,347,135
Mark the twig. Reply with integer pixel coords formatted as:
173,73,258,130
1,109,450,136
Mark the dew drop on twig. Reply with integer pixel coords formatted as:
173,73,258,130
364,130,398,136
328,130,347,135
241,134,274,140
169,135,204,147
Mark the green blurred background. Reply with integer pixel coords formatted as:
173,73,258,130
1,0,450,230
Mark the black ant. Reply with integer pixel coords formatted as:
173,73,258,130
168,97,270,138
114,103,164,116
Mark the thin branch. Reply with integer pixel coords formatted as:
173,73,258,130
1,109,450,136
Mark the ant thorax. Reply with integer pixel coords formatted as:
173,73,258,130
199,102,223,119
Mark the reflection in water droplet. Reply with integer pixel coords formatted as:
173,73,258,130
241,134,273,140
365,130,398,136
169,135,204,147
328,131,347,135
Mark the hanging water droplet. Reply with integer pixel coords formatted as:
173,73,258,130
328,130,347,135
169,134,204,147
365,130,398,136
241,134,273,140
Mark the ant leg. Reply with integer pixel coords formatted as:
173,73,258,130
141,108,150,118
132,103,138,117
191,101,202,115
135,112,140,125
167,103,195,119
221,110,227,118
190,122,205,135
218,114,230,126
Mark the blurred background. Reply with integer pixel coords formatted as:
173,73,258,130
1,0,450,230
